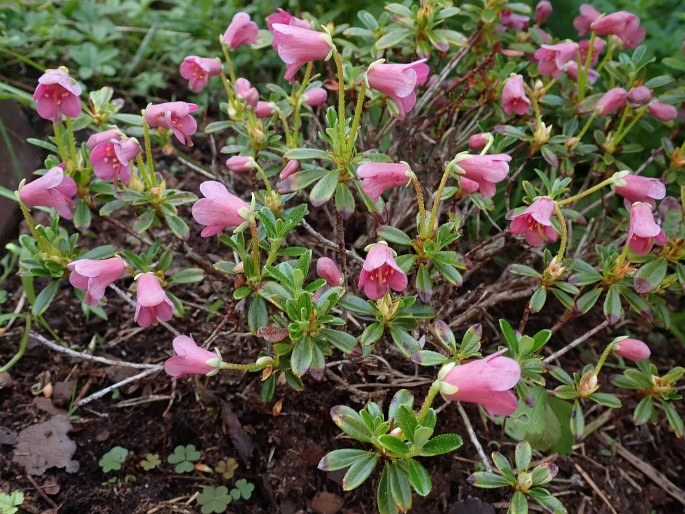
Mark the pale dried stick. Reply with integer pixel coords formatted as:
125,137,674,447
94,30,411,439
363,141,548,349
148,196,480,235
456,401,493,472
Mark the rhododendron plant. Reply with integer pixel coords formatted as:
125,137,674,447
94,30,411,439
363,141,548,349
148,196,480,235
366,59,430,119
164,335,221,379
612,337,651,362
358,242,408,300
356,161,411,201
144,101,199,145
509,197,558,247
627,202,667,255
134,272,174,328
222,12,259,50
179,56,222,92
191,181,249,237
19,166,77,219
33,68,82,122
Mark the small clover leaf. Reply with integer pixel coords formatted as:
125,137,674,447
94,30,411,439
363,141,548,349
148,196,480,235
0,490,24,514
231,478,255,500
215,458,239,480
99,446,129,473
168,444,201,473
197,485,232,514
140,453,161,471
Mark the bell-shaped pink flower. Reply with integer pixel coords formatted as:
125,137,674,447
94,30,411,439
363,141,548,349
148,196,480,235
91,138,141,187
457,154,511,198
19,166,77,219
579,37,605,67
615,174,665,208
357,161,411,202
317,257,342,286
438,352,521,416
144,102,199,146
33,68,82,122
226,156,256,173
535,1,552,24
67,257,127,306
468,133,490,152
279,160,300,180
164,335,219,379
180,56,222,92
87,128,121,150
235,78,259,108
502,75,530,116
534,42,578,79
358,242,408,300
613,338,651,362
628,202,667,255
595,87,628,115
366,59,430,120
509,197,558,247
303,87,328,106
648,102,677,122
222,12,259,50
500,10,529,31
267,8,310,30
591,11,645,49
271,24,333,83
573,4,601,37
191,181,249,237
627,86,652,105
255,101,276,118
134,272,174,328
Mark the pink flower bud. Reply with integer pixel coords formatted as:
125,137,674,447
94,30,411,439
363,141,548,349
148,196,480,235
279,160,300,180
303,87,328,106
367,59,430,120
164,335,219,379
222,12,259,50
267,8,310,30
613,338,651,362
180,56,222,93
591,11,645,49
628,202,667,255
317,257,342,286
255,101,276,118
627,86,652,105
67,257,126,306
33,68,82,122
225,155,256,173
595,87,628,115
648,102,678,122
19,166,77,219
134,272,174,328
192,181,249,237
457,154,511,198
358,242,408,300
509,197,558,247
271,24,333,83
356,161,411,202
87,128,121,150
438,352,521,416
235,78,259,108
502,75,531,116
535,1,552,24
534,42,578,79
144,102,199,146
615,174,665,208
500,10,529,31
90,138,141,187
573,4,601,37
468,133,489,152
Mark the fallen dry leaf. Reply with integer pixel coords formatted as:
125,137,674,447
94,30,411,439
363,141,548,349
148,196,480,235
13,415,79,475
311,491,344,514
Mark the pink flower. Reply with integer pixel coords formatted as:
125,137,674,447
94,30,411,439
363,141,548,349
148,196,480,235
591,11,645,49
579,38,605,67
625,86,651,106
134,272,174,328
615,174,665,208
438,352,521,416
535,1,552,24
180,56,222,92
144,102,199,146
613,338,651,362
358,242,408,300
86,128,121,150
502,75,530,116
33,68,82,122
468,133,489,152
267,8,310,30
648,102,678,122
574,4,601,37
317,257,342,286
357,161,411,202
19,166,77,219
226,156,256,173
595,87,628,115
500,10,529,31
191,181,249,237
164,335,219,379
303,87,328,106
534,42,578,79
271,24,333,83
366,59,430,120
235,78,259,108
456,154,511,198
255,101,276,118
564,61,599,85
222,12,259,50
67,257,126,306
509,197,558,247
628,202,667,255
279,160,300,180
90,138,141,187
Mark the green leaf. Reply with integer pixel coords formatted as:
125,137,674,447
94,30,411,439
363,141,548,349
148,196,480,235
492,452,515,481
499,319,518,352
169,268,205,285
406,459,431,496
378,434,410,456
633,396,655,425
509,264,540,278
196,486,232,514
318,449,375,471
603,286,623,324
576,288,602,314
247,296,268,334
164,213,189,239
468,471,511,489
420,433,463,456
508,491,528,514
330,405,374,442
633,258,668,294
389,326,421,358
72,199,91,229
375,29,411,49
570,400,585,440
342,453,379,490
140,453,161,471
529,487,567,513
388,389,414,421
387,461,413,511
284,148,332,161
662,401,684,437
32,281,59,316
168,444,201,473
515,441,532,472
411,350,447,366
378,226,413,246
395,405,418,443
377,464,399,514
320,328,357,353
360,322,385,346
291,336,314,377
528,287,547,313
590,392,622,409
309,170,340,207
99,446,129,473
233,479,254,500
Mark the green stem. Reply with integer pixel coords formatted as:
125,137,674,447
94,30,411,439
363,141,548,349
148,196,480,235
52,121,68,162
615,109,646,145
427,161,456,239
614,240,632,269
596,42,614,74
141,113,156,182
219,360,267,372
347,80,367,155
249,218,261,275
333,50,346,147
577,31,596,102
0,317,31,373
554,202,568,261
417,380,441,423
253,162,273,194
612,105,631,142
64,118,78,166
594,343,615,376
219,71,235,106
221,44,236,83
410,174,426,236
576,110,598,141
291,63,313,147
135,154,152,189
278,111,294,147
557,176,615,207
19,200,52,254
